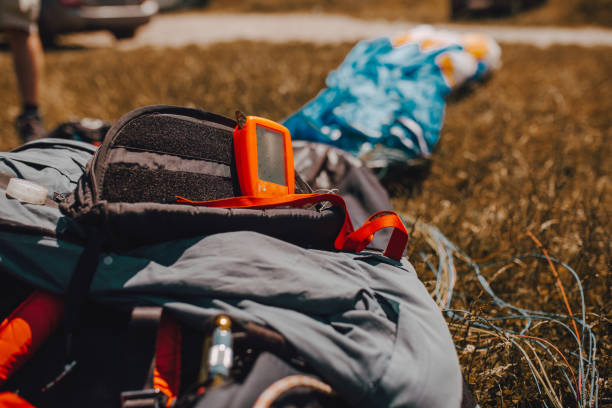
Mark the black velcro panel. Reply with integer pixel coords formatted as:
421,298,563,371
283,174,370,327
113,113,234,164
102,163,239,203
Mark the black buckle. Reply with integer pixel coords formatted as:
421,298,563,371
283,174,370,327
120,388,168,408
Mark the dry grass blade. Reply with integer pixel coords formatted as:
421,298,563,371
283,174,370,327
524,340,565,408
527,231,582,349
512,338,564,408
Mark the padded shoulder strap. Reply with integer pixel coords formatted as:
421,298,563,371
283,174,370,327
176,193,409,261
120,307,179,408
0,291,65,387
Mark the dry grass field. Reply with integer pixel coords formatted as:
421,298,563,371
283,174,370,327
0,40,610,406
204,0,612,27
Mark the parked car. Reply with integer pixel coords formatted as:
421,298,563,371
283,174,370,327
155,0,206,12
450,0,544,19
38,0,158,44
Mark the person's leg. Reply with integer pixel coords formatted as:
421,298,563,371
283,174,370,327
6,28,46,142
2,0,45,143
6,28,44,108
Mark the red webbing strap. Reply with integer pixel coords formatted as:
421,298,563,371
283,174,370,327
0,291,65,386
0,392,35,407
343,211,409,261
153,315,182,407
176,193,408,261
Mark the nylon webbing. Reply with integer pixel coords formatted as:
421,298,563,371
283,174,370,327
123,307,163,391
120,307,174,408
176,193,408,261
64,231,105,361
0,173,11,189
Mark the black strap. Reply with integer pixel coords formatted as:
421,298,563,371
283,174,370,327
120,306,167,408
64,230,105,360
121,389,167,408
123,306,163,390
62,218,164,406
0,172,59,208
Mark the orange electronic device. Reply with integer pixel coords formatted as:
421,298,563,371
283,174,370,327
233,115,295,197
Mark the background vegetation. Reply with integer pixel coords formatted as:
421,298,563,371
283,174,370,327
0,30,610,408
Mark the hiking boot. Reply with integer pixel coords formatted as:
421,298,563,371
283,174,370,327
16,112,46,143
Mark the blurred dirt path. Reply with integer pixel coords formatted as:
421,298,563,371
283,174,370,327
63,12,612,49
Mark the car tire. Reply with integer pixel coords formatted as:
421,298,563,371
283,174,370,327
507,0,521,15
38,21,57,48
450,0,466,20
112,28,136,40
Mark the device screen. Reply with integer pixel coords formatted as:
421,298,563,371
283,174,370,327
256,125,287,186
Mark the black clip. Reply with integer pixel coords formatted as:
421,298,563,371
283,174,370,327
120,388,168,408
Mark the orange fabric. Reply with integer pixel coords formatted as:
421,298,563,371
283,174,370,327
0,392,35,408
176,193,408,261
0,291,64,386
153,315,182,407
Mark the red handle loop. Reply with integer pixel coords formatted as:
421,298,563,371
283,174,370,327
342,211,408,261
